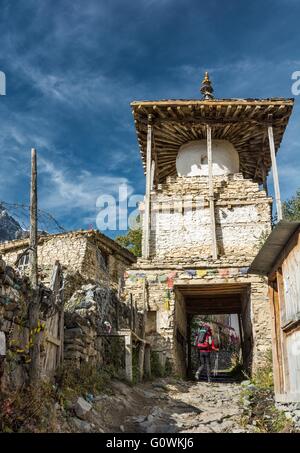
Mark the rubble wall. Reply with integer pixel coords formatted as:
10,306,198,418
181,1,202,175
148,174,272,264
64,283,143,371
0,257,55,390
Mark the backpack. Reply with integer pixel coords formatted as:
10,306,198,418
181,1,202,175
193,327,208,346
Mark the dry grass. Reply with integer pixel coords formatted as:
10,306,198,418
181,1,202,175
240,350,297,433
0,362,119,432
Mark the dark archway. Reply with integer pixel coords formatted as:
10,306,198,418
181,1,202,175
174,283,253,380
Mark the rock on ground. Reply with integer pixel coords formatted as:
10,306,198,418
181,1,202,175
67,378,256,433
74,397,92,420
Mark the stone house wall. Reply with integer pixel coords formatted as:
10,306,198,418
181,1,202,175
0,235,86,280
147,174,272,264
0,231,135,292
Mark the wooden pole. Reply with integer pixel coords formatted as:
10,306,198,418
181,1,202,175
28,148,40,384
150,159,155,191
140,279,148,381
138,342,145,381
267,124,283,221
30,148,38,288
143,114,152,259
206,125,218,259
130,293,133,330
124,334,133,382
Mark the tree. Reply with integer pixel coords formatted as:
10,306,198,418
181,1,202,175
115,226,142,257
283,188,300,221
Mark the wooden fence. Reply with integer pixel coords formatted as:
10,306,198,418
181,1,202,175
40,261,64,379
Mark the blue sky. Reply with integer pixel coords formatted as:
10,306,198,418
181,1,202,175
0,0,299,237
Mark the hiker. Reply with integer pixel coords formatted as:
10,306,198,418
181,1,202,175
195,325,219,382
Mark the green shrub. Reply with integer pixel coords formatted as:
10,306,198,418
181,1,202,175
240,349,297,432
252,349,274,389
55,361,116,401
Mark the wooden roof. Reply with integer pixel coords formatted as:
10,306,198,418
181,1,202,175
249,220,300,276
131,98,294,184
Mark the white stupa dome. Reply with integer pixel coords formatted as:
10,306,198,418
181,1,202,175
176,139,239,177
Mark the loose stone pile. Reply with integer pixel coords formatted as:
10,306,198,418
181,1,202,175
64,283,143,366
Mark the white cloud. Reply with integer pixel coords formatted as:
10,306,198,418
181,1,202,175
38,156,135,219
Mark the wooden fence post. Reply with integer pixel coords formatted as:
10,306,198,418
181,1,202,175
124,334,133,382
28,148,41,384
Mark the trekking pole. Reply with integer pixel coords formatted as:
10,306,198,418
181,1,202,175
213,352,219,376
213,330,220,376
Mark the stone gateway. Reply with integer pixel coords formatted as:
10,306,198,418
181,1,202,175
123,73,294,377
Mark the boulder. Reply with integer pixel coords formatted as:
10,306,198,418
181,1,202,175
70,417,93,432
74,397,92,420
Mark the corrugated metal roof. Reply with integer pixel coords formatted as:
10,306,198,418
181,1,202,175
249,220,300,276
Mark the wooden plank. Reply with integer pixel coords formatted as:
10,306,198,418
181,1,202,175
277,270,290,393
269,279,284,394
46,334,61,347
282,235,300,321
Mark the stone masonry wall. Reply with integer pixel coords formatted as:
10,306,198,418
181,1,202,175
0,233,133,292
81,239,129,291
0,256,56,390
123,267,271,375
148,174,272,264
0,257,32,390
131,173,273,374
0,235,87,287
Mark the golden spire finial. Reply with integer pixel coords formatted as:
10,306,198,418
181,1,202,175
200,71,214,100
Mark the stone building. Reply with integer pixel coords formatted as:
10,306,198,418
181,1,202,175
0,229,135,296
0,230,137,371
123,73,294,377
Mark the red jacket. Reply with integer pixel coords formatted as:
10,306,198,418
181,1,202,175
197,337,219,353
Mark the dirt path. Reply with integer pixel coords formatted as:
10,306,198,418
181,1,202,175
75,377,251,433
